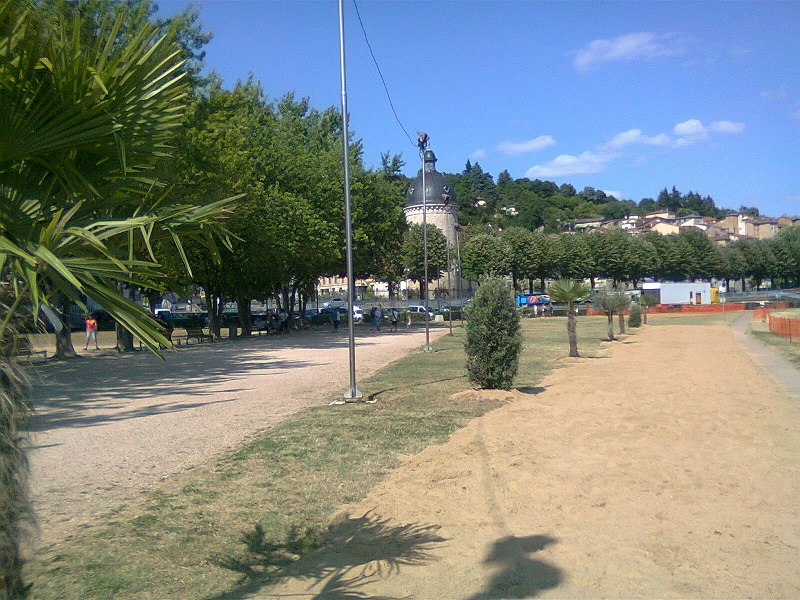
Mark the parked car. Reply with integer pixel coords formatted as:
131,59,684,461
322,298,347,309
352,306,364,324
406,305,435,320
436,305,460,314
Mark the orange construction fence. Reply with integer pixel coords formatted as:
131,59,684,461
767,312,800,342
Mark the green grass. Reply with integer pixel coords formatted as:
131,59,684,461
750,327,800,368
26,317,611,599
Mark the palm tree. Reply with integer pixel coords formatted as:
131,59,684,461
0,2,234,593
548,279,590,358
594,288,631,341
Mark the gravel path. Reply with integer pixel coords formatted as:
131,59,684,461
27,326,444,545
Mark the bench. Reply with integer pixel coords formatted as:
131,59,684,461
183,327,213,344
12,338,47,360
253,319,273,336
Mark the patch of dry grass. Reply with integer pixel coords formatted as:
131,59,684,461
27,317,610,599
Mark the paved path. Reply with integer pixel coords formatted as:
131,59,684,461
732,311,800,397
27,326,443,545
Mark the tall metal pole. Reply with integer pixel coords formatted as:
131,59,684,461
447,234,453,335
421,143,431,352
455,224,464,325
339,0,361,401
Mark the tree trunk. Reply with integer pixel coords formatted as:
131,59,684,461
643,305,648,325
204,284,223,339
606,312,616,341
566,310,579,357
54,294,78,358
115,282,135,352
236,296,252,337
116,322,135,352
618,311,626,335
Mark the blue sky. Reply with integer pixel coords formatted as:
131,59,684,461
157,0,800,218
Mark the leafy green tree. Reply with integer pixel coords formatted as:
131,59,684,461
527,231,557,293
718,245,747,292
461,233,511,281
403,224,447,300
548,279,591,358
734,238,774,290
555,233,594,280
0,0,232,593
502,227,537,292
352,168,408,298
769,226,800,286
464,277,522,389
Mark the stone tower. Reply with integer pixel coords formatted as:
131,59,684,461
404,148,458,247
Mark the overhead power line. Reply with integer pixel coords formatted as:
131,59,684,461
351,0,417,149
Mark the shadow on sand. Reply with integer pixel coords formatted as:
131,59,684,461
211,511,447,599
468,534,562,599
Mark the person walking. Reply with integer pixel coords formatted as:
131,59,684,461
331,307,341,332
370,306,377,331
84,313,99,350
390,307,399,332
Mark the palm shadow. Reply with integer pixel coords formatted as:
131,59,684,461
211,511,447,599
468,534,562,599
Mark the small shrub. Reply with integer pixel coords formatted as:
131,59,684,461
628,303,642,328
464,277,522,390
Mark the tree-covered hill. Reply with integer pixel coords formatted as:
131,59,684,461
430,161,766,233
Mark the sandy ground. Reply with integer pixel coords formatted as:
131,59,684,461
263,316,800,599
27,325,444,545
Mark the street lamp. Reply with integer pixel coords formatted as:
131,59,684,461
418,132,432,352
338,0,361,401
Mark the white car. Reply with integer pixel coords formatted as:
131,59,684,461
323,298,347,309
406,305,435,320
352,306,364,324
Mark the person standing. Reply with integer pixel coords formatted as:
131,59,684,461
84,313,99,350
331,307,341,332
375,304,383,332
390,307,398,332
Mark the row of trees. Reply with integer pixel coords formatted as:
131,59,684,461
459,226,800,292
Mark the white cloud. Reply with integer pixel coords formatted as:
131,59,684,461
525,117,743,179
672,118,745,145
469,149,487,160
495,135,556,155
600,129,671,150
602,190,624,200
573,32,686,71
525,151,616,178
673,118,710,144
709,120,745,134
